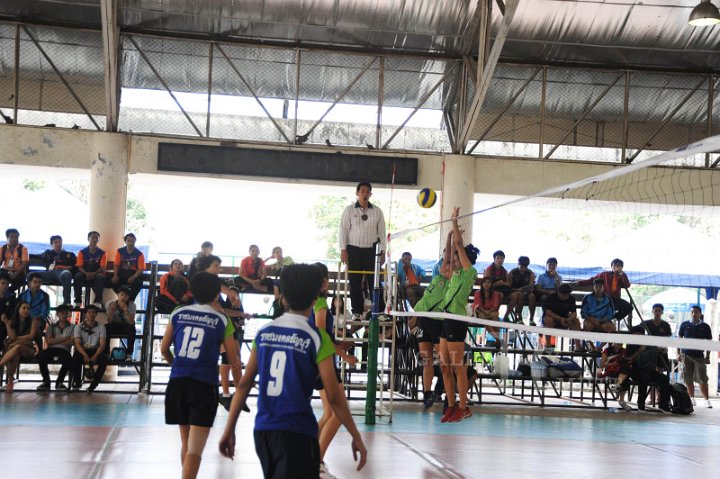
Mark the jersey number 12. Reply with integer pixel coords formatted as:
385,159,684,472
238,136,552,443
178,326,205,359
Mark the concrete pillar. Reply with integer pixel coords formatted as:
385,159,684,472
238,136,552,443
439,154,476,253
89,132,128,256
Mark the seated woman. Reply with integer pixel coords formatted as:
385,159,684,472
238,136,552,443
0,301,38,392
111,233,145,301
472,276,503,347
188,241,213,279
264,246,294,277
105,286,137,358
233,244,274,293
156,259,192,314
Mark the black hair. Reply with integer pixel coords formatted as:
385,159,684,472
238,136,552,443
652,303,664,311
465,244,479,265
201,241,213,249
27,272,42,283
518,256,530,266
546,257,558,265
50,235,62,244
313,262,329,296
249,244,259,252
493,250,505,259
356,181,372,192
611,258,624,267
197,254,222,272
124,233,137,242
88,231,100,239
280,264,323,311
401,251,412,257
189,272,222,304
55,304,71,313
118,286,132,296
170,258,184,268
85,304,100,313
5,228,19,238
691,305,702,312
0,272,10,282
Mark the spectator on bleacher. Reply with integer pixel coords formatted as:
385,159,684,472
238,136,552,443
0,301,37,392
0,273,16,345
73,231,107,307
398,251,426,308
542,283,582,351
156,259,192,314
574,258,632,325
197,254,222,275
535,257,562,303
1,228,29,292
105,286,137,358
111,233,145,301
19,272,50,347
472,276,503,347
188,241,213,279
643,303,672,372
504,256,536,324
264,246,294,277
36,235,76,306
678,305,713,408
339,181,387,321
483,250,511,296
581,278,616,334
234,245,274,294
71,304,108,393
36,303,74,391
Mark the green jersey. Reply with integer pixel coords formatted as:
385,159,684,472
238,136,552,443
414,274,449,313
442,266,477,316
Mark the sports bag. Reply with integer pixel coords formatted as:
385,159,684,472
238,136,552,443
542,356,583,379
110,347,127,362
670,383,694,415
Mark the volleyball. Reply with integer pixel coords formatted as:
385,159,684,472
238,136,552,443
417,188,437,208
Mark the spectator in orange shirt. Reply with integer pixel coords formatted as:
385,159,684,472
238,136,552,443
0,228,29,292
111,233,145,301
156,259,192,313
74,231,107,307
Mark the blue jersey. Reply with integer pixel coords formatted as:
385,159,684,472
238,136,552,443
253,312,334,438
169,303,234,385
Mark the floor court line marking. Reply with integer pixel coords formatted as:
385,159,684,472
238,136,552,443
389,432,465,479
87,403,128,479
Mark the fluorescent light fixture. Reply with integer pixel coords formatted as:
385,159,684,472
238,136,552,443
689,0,720,26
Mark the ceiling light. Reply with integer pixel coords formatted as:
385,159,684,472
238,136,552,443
689,0,720,26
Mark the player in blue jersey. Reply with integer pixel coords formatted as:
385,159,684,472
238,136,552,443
161,272,242,479
219,264,367,478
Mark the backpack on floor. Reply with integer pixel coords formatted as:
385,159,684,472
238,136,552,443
542,356,583,379
670,383,694,415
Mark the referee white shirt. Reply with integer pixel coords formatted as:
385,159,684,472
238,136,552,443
339,201,387,252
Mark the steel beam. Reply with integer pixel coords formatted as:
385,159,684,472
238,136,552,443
376,57,385,149
100,0,119,131
13,23,19,123
293,49,301,143
466,67,541,155
382,63,458,150
545,74,622,159
459,0,518,150
22,25,101,130
127,35,203,137
539,66,547,158
215,44,291,143
626,77,707,164
621,71,630,162
706,76,714,167
206,42,213,137
298,56,378,141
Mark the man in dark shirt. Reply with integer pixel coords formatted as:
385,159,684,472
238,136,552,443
36,235,76,306
678,305,713,408
542,283,581,351
643,303,672,371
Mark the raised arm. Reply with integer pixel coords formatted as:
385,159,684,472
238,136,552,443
451,207,472,270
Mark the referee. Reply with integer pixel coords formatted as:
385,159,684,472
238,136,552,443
339,181,386,320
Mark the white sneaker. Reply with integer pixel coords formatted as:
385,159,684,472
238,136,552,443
618,400,632,412
704,399,713,409
319,462,337,479
691,397,697,406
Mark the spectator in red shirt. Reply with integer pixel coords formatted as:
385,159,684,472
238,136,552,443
233,245,274,294
472,276,503,347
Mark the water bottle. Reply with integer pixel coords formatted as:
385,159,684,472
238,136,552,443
608,407,617,413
